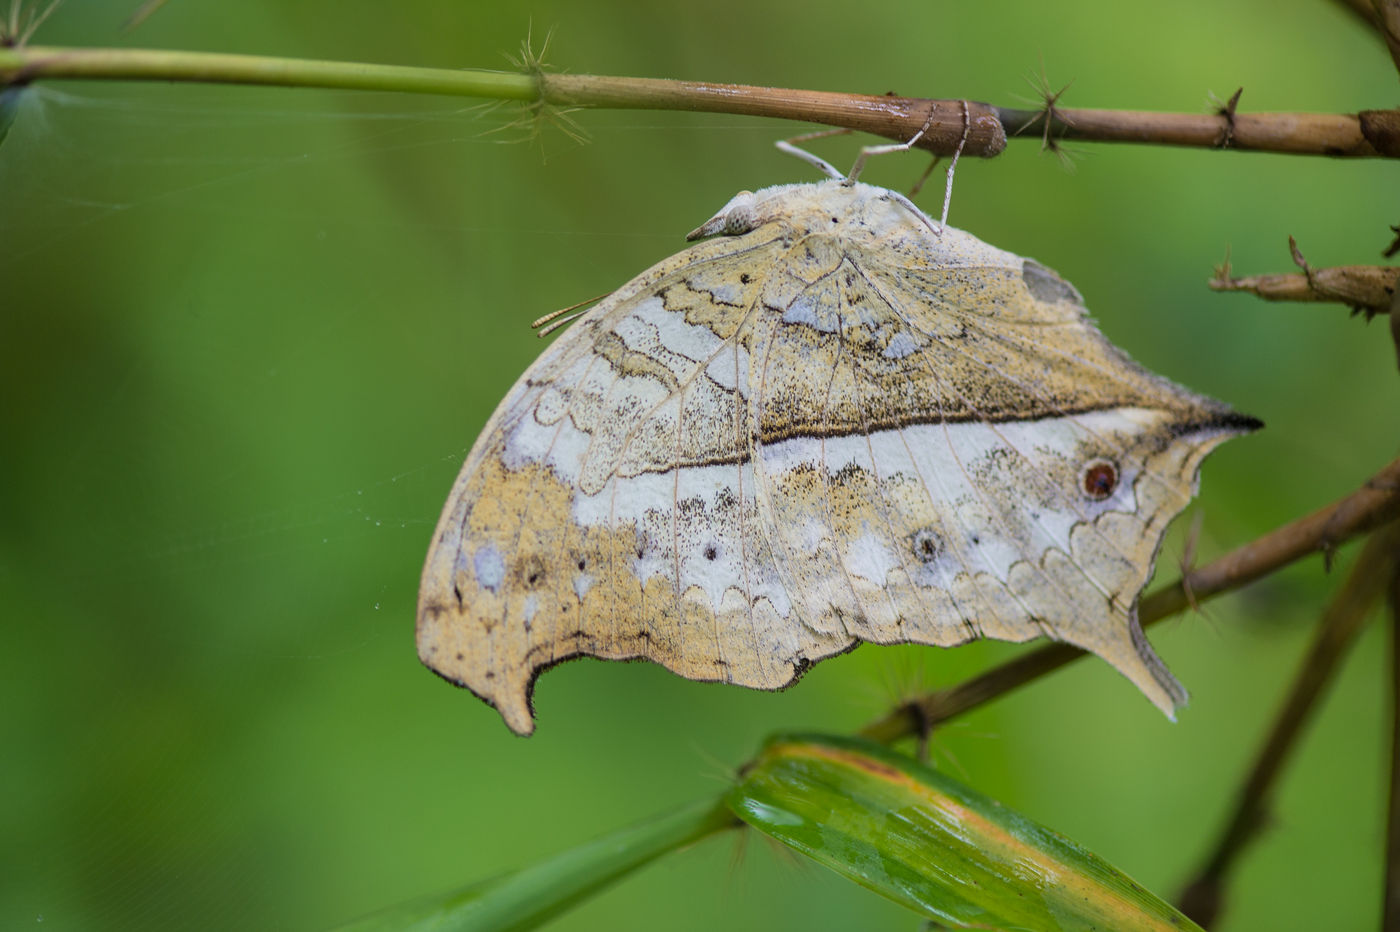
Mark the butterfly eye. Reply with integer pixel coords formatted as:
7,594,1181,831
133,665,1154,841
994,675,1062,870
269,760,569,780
722,206,756,236
1081,459,1119,501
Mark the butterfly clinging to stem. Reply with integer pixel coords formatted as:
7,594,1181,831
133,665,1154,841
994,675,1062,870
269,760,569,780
417,133,1259,735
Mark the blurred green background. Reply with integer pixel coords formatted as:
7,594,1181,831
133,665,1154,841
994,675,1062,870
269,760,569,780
2,1,1397,929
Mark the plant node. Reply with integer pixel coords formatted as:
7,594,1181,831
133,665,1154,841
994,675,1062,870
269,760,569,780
496,24,588,153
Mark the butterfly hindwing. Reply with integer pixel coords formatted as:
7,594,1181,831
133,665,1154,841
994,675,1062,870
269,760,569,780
419,236,814,735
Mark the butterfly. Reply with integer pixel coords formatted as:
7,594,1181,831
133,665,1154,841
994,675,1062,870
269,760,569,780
417,162,1258,735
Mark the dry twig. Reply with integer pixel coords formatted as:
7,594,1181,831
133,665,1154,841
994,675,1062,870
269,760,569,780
1373,0,1400,77
1211,257,1397,317
1387,562,1400,932
997,102,1399,157
1177,523,1400,927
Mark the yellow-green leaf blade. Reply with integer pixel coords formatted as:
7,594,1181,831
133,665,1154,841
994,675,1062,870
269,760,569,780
728,734,1200,932
335,799,734,932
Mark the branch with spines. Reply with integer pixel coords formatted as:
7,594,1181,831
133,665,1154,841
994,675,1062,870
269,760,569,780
1211,236,1400,368
1212,260,1397,316
1386,565,1400,930
1175,522,1400,927
1,44,1397,159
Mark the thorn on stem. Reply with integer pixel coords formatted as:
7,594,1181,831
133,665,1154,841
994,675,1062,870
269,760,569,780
1210,87,1244,149
1288,236,1318,291
497,25,590,154
1180,511,1207,616
1211,245,1234,287
123,0,170,31
3,0,61,47
1019,58,1077,169
906,699,934,764
508,21,557,76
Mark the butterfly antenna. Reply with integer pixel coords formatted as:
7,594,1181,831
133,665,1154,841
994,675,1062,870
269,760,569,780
531,290,611,337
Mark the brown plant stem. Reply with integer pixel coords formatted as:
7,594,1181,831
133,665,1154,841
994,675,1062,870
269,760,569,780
1391,281,1400,369
541,75,1007,157
859,456,1400,744
1374,0,1400,77
997,105,1400,157
1176,523,1399,927
1387,562,1400,932
1210,264,1398,316
1334,0,1383,30
1334,0,1400,72
0,45,1396,159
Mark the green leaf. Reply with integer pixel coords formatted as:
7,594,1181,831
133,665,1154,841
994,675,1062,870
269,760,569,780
336,800,734,932
728,734,1201,932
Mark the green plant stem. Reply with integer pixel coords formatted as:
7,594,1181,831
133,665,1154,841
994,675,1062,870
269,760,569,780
0,45,538,99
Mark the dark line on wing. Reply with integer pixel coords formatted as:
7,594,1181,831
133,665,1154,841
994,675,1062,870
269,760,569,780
633,404,1252,473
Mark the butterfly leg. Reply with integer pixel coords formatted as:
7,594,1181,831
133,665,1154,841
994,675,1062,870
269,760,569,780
841,107,941,186
907,156,942,198
774,128,851,181
857,101,973,236
934,99,971,235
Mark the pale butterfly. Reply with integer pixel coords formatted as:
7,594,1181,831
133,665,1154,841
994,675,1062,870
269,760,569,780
417,138,1257,734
